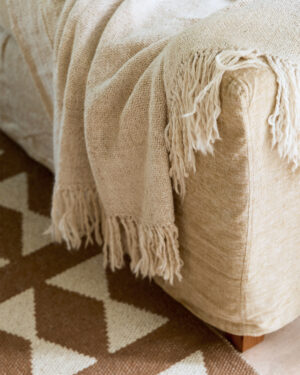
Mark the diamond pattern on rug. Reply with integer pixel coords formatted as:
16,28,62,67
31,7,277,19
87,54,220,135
0,132,259,374
0,288,96,375
0,173,51,256
47,254,169,354
0,330,32,375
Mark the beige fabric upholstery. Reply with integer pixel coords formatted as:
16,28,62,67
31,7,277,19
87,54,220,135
0,0,11,32
0,27,53,168
0,27,299,336
156,67,300,336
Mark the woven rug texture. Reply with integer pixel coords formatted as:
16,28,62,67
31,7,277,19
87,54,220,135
0,132,258,375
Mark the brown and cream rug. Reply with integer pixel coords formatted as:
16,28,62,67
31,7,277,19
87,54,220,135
0,131,258,375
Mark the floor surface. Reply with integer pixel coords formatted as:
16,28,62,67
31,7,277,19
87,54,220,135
243,317,300,375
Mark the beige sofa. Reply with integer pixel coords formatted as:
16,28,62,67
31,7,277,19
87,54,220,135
1,2,299,342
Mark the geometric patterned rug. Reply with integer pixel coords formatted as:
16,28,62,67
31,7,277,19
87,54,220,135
0,131,258,375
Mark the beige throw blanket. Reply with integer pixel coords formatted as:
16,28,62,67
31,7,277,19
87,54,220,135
7,0,300,283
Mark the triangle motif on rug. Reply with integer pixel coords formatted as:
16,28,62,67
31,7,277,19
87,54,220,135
105,298,168,353
158,350,208,375
0,257,9,268
46,254,169,353
0,288,97,375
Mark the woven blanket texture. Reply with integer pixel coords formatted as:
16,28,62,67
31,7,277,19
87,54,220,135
6,0,300,283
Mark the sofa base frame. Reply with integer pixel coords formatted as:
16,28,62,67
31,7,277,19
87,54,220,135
226,333,264,352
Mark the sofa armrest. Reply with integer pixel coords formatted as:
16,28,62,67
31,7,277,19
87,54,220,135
155,65,300,337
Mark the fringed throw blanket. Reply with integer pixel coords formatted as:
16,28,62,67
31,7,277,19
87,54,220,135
7,0,300,283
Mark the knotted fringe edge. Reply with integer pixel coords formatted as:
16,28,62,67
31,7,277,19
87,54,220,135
49,188,182,284
166,49,300,197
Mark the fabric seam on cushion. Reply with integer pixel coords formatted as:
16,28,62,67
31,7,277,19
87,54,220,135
238,77,254,331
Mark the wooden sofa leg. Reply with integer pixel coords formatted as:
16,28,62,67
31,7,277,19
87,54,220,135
226,334,264,352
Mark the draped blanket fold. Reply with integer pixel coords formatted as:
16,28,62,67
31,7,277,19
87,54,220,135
6,0,300,283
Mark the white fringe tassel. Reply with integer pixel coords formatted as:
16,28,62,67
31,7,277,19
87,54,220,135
50,187,103,249
50,187,182,284
166,49,300,197
102,216,182,284
266,56,300,168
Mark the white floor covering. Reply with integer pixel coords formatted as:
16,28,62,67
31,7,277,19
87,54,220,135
243,317,300,375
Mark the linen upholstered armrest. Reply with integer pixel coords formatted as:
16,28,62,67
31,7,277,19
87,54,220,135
156,65,300,337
